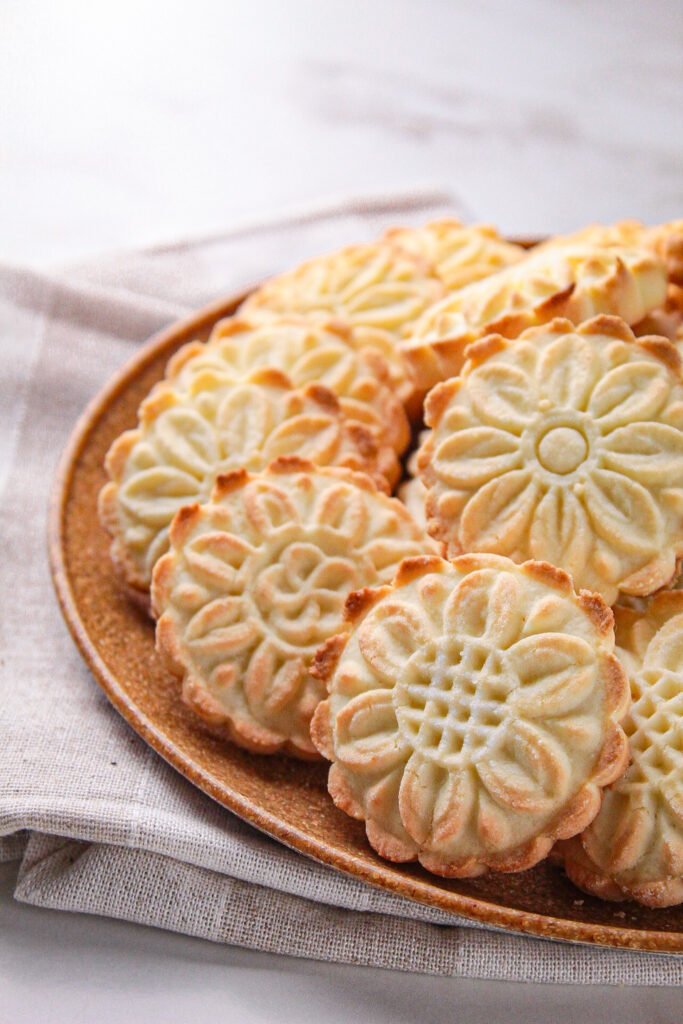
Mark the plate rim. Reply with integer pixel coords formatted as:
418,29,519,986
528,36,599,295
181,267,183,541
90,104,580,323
48,287,683,955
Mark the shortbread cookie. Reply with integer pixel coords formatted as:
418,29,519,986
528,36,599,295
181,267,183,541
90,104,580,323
169,317,410,457
240,241,444,408
397,435,429,529
634,285,683,348
419,316,683,606
403,245,667,390
311,554,629,876
647,220,683,287
384,219,525,290
99,371,398,595
540,219,683,288
152,459,438,757
398,476,428,530
559,592,683,907
536,220,646,255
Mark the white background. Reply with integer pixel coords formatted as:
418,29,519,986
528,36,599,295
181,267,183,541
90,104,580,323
2,1,683,1020
2,0,682,268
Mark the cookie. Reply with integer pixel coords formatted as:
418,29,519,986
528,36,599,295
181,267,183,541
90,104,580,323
383,219,525,290
558,592,683,907
402,245,667,391
152,458,438,757
170,316,410,457
311,553,629,876
419,316,683,605
99,370,398,595
398,476,428,530
540,219,683,288
647,220,683,288
634,285,683,348
240,241,444,409
397,434,429,530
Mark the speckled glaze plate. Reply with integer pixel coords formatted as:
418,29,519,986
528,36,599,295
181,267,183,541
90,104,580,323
49,284,683,954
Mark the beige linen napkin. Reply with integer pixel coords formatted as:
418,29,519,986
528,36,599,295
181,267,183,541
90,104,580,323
1,192,682,984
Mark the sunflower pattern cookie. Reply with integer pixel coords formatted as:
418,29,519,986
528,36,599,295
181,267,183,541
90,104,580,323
311,554,628,876
152,459,437,757
384,219,525,290
419,316,683,605
559,592,683,907
99,370,397,595
403,244,667,390
240,240,444,408
170,317,410,457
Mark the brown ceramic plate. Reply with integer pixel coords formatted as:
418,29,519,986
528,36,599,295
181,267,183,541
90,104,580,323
49,285,683,954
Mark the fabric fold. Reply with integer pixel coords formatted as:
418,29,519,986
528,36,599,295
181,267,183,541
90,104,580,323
1,191,682,983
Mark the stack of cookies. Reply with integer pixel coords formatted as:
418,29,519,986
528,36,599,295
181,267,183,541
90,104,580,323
100,216,683,908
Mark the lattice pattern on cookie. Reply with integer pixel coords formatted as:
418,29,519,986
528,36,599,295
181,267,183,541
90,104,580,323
152,459,437,758
401,244,667,390
394,639,512,768
559,592,683,907
418,315,683,605
311,554,628,877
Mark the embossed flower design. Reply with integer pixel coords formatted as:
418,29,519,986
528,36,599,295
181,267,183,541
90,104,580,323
153,464,432,757
569,594,683,905
312,555,627,875
101,372,396,591
420,317,683,604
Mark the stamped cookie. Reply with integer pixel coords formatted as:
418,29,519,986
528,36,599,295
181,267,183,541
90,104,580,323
540,219,683,288
558,592,683,907
634,285,683,348
383,219,525,290
311,554,629,876
419,316,683,605
398,476,428,530
99,371,398,596
169,316,410,458
397,436,429,530
240,240,444,409
152,459,437,757
403,245,667,390
646,220,683,288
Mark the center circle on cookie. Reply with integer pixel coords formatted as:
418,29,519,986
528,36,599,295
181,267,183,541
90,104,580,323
536,426,588,475
393,639,511,768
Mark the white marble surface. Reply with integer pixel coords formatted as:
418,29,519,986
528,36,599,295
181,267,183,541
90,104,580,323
1,0,682,268
2,1,683,1018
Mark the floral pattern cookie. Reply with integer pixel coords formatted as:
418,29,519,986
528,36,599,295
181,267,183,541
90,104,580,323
152,459,438,757
397,434,429,530
540,219,683,288
402,245,667,390
169,317,410,457
99,370,399,595
419,316,683,605
384,219,525,290
240,240,444,411
558,592,683,907
311,554,629,876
